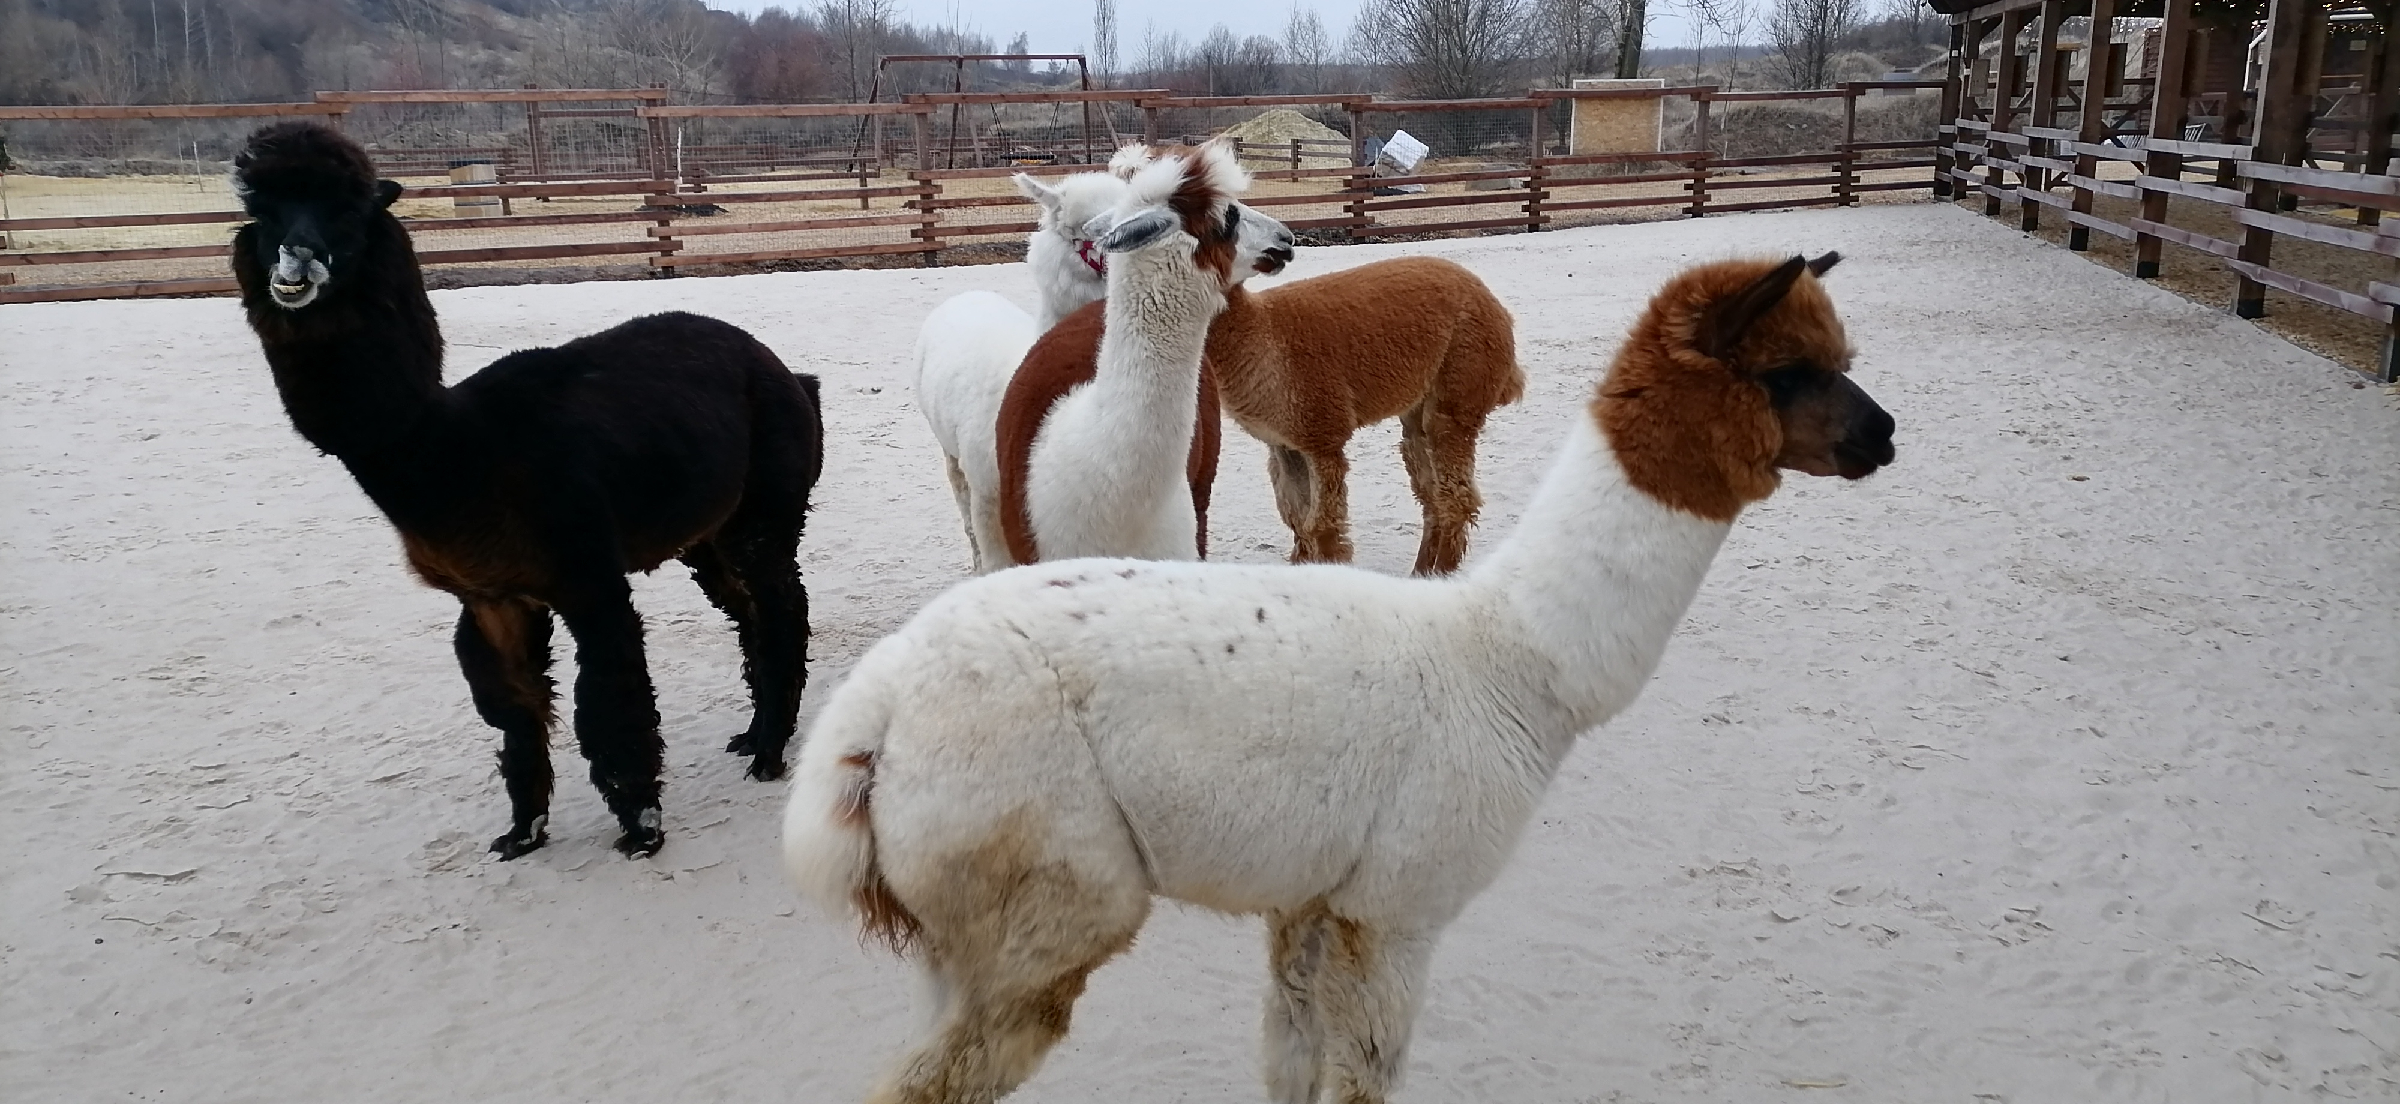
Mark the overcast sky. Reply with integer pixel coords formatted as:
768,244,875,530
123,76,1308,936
700,1,1707,64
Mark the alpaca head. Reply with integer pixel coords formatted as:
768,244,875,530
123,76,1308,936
1079,139,1295,292
1014,169,1134,291
231,122,403,311
1597,253,1895,521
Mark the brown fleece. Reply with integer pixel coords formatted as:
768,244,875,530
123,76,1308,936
1203,256,1523,574
994,300,1224,565
1593,256,1857,522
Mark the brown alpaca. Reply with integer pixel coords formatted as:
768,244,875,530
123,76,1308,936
995,300,1224,564
1205,256,1524,575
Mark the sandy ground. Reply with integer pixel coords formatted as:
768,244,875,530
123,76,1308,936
2,203,2394,1103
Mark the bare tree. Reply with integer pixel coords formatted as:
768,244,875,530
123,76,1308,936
1528,0,1612,87
819,0,897,101
1768,0,1860,89
1612,0,1646,78
1350,0,1530,98
1694,0,1755,87
1283,4,1330,93
1092,0,1119,85
603,0,724,97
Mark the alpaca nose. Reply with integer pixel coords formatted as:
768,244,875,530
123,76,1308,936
1832,399,1896,478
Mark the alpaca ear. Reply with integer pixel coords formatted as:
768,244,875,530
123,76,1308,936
1806,251,1841,277
1096,208,1178,254
375,179,404,209
1107,143,1152,179
1013,173,1062,211
1699,255,1809,361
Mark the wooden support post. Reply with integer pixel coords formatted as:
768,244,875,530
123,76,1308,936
2233,0,2314,318
1839,85,1860,206
1347,105,1371,238
1527,158,1546,231
2022,0,2067,232
1936,20,1966,197
913,112,938,266
1143,104,1160,146
1690,91,1712,217
2282,2,2331,211
2068,0,2119,251
1989,6,2032,218
2361,19,2400,227
648,110,675,276
524,84,547,183
2135,0,2195,278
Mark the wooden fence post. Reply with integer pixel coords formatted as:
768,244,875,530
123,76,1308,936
1347,103,1371,238
2067,0,2119,251
1143,104,1160,146
2357,22,2399,227
913,110,939,266
2021,0,2067,233
2134,0,2194,278
1936,21,1965,198
1839,84,1859,206
2233,0,2313,318
1690,90,1712,217
1988,6,2032,218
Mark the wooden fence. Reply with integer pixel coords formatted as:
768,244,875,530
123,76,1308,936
0,81,1941,306
1938,0,2400,381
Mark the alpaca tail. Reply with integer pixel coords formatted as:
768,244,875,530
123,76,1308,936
782,670,920,954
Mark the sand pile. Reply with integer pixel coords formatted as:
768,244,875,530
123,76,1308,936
1218,108,1351,168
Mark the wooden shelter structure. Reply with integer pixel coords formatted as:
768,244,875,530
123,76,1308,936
1935,0,2400,379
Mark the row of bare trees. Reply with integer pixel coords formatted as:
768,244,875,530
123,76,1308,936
1093,0,1928,101
0,0,1935,109
0,0,1041,106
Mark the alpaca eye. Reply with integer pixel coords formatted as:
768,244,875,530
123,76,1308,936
1222,205,1241,237
1757,365,1814,407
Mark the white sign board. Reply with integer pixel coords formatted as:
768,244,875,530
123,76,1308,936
1380,129,1429,172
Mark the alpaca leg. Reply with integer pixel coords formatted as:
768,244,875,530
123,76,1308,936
1411,405,1492,577
1301,447,1355,564
939,451,985,573
714,532,808,781
455,597,557,859
871,829,1150,1104
683,542,770,758
1310,919,1439,1104
553,574,667,857
1266,444,1318,562
1261,909,1333,1104
1397,405,1443,575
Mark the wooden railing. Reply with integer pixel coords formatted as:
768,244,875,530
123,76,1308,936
0,81,1943,305
1941,0,2400,382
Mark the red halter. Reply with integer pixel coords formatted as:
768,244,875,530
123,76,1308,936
1075,239,1106,277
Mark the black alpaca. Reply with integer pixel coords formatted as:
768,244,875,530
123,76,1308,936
229,121,823,859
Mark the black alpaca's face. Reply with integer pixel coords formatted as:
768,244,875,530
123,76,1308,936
241,179,401,310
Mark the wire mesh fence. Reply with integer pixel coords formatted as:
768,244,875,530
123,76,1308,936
2,83,1946,302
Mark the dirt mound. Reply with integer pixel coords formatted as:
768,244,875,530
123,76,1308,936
1218,109,1351,168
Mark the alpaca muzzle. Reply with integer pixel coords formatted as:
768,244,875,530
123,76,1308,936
269,245,330,309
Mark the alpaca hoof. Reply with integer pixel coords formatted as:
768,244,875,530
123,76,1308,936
725,731,754,755
615,807,665,858
615,826,665,858
744,754,788,783
490,828,548,860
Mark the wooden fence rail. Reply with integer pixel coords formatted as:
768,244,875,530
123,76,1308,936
1,81,1942,306
1940,0,2400,381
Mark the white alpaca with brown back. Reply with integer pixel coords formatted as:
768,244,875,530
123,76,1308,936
785,253,1896,1104
1021,141,1270,561
912,168,1131,574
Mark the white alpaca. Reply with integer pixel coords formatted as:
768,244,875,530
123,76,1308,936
918,144,1295,574
913,168,1130,574
786,253,1896,1104
1016,141,1287,562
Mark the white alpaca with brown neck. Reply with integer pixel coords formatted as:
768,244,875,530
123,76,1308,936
1022,143,1259,561
911,166,1133,574
785,253,1894,1104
